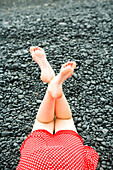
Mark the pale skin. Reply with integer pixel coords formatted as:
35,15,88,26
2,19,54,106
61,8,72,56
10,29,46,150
30,46,77,134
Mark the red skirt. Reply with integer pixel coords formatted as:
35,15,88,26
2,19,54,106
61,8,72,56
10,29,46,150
17,129,99,170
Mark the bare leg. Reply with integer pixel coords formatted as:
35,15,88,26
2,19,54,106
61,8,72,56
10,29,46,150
30,46,55,134
48,61,77,133
55,94,77,133
36,87,55,123
55,94,72,119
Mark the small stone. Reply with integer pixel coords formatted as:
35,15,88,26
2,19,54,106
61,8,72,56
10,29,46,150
87,81,90,85
87,24,91,29
101,142,106,146
37,18,41,22
59,22,67,26
2,109,7,113
82,85,88,89
12,63,19,70
96,138,103,142
32,102,37,105
91,80,96,84
18,95,24,99
37,100,42,104
105,105,111,109
102,128,109,135
63,36,69,41
13,143,18,147
77,118,81,122
87,135,91,141
100,167,104,170
102,165,107,168
77,123,82,127
100,97,106,102
23,50,28,54
77,128,83,132
21,64,27,68
100,146,104,151
18,115,24,120
85,59,93,64
0,95,3,100
6,118,12,122
82,124,87,130
97,118,103,123
92,127,96,131
95,109,99,113
2,131,13,137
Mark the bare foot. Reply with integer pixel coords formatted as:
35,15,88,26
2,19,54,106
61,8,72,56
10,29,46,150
30,46,55,83
48,61,76,99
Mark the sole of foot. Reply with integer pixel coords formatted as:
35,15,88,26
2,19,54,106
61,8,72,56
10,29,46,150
30,46,55,83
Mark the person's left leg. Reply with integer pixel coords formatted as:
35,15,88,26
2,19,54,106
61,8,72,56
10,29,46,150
30,46,55,134
32,90,55,134
36,87,55,123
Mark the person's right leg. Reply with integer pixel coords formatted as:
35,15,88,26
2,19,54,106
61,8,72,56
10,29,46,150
55,117,77,133
55,94,72,119
48,61,77,133
55,94,77,133
54,91,77,133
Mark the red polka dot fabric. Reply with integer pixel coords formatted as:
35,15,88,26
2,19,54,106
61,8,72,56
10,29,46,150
16,130,99,170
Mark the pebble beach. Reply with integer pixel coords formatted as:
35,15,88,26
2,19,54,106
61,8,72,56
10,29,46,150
0,0,113,169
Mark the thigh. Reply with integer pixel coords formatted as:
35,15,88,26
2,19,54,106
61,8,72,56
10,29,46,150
32,119,54,134
55,117,77,133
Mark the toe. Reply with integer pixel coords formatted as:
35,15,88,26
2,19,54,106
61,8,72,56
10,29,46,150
30,46,43,54
30,46,35,54
62,62,69,68
35,46,42,51
67,61,76,69
63,62,72,68
62,64,66,68
35,46,43,51
72,61,76,69
62,61,76,69
34,46,40,51
35,46,39,50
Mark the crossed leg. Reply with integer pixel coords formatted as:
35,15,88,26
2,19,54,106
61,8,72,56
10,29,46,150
30,46,77,134
55,94,77,133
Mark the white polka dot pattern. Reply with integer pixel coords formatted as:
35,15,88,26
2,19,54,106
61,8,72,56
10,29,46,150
16,130,99,170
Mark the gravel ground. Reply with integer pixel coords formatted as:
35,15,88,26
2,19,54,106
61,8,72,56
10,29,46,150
0,0,113,169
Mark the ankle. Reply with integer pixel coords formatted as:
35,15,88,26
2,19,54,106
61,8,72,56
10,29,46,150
47,87,54,98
